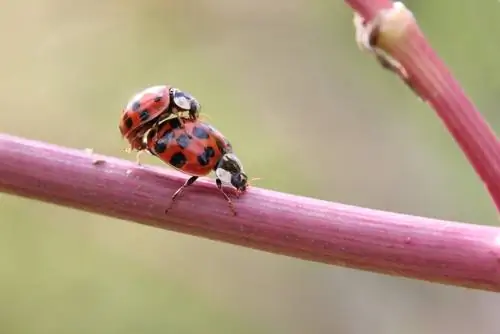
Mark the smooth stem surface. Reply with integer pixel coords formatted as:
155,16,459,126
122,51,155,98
381,6,500,211
1,134,500,291
345,0,500,211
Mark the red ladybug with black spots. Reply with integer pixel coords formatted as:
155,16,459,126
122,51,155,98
119,85,201,155
144,117,248,215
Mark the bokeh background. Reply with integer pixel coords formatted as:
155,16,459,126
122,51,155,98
1,0,500,333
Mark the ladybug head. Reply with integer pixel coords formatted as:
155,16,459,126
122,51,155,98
170,87,201,119
215,153,248,193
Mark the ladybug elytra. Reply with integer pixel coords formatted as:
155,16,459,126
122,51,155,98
145,117,248,215
119,85,201,154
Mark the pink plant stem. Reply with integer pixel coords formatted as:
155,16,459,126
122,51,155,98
347,0,393,21
345,0,500,211
1,133,500,291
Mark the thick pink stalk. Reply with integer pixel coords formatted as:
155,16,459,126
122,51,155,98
1,133,500,291
345,0,500,211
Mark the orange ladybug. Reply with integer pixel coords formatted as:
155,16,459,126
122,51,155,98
119,85,201,154
145,117,248,215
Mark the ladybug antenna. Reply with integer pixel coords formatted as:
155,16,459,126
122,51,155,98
199,112,213,122
247,177,262,187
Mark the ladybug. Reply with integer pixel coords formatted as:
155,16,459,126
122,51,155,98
144,117,248,215
119,85,201,155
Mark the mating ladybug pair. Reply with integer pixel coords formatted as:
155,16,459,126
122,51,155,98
119,85,200,152
119,85,249,215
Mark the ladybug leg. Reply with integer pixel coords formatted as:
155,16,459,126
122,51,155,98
189,100,200,120
135,150,144,165
216,179,237,216
175,112,186,128
165,176,198,214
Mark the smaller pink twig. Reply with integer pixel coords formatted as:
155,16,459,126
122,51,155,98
346,0,500,211
1,133,500,291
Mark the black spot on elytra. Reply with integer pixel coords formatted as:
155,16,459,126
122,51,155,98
154,140,167,154
154,96,162,103
170,152,187,168
139,110,149,121
176,133,191,149
193,126,209,139
132,101,141,111
206,146,215,157
153,130,175,154
197,146,215,166
124,117,133,129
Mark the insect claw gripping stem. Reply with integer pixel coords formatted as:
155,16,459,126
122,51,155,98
164,176,198,214
216,178,237,216
164,176,238,216
225,198,237,216
135,150,144,165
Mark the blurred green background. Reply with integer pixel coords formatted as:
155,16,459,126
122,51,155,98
1,0,500,333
